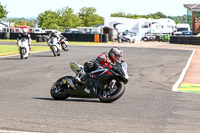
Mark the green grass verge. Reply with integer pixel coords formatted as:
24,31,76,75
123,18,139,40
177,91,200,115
0,45,50,56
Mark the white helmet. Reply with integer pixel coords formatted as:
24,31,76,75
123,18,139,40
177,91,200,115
51,30,56,35
22,29,28,35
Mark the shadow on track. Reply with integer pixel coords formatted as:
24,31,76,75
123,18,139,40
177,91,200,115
32,97,101,103
0,57,21,60
31,54,54,57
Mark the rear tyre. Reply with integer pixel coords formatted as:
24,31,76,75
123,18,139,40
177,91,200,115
98,80,125,103
50,76,73,100
61,43,68,51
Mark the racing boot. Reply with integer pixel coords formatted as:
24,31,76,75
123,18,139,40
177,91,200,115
81,73,91,85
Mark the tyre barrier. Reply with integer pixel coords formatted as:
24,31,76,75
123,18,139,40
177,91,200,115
170,36,200,45
36,35,48,42
0,33,109,43
0,33,10,39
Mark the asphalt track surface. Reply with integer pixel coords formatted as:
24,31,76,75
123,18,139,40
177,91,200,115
0,45,200,133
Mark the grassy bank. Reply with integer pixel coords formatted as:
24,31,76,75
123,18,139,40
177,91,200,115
0,45,50,56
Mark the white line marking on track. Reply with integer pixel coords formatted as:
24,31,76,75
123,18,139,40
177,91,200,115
172,50,195,92
0,130,40,133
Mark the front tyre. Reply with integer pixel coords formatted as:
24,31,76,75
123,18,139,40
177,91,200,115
50,76,72,100
98,81,125,103
20,48,24,59
50,46,56,56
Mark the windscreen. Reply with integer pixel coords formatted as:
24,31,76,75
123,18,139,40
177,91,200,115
177,28,188,32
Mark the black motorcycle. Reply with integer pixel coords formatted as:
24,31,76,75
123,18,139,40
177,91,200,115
50,61,129,103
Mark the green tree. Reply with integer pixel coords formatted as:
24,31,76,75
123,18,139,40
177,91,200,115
168,15,187,24
37,10,59,28
79,7,104,27
153,12,167,18
0,2,8,18
57,7,83,28
111,12,127,18
8,18,36,27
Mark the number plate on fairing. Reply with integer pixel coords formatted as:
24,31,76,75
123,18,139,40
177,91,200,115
84,88,90,94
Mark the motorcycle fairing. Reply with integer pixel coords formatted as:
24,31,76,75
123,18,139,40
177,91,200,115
90,69,116,80
67,81,97,98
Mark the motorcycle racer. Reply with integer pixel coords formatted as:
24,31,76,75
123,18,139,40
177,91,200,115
77,47,123,84
17,29,32,51
48,30,63,56
48,30,61,40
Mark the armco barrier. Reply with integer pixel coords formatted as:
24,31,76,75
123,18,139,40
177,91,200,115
0,33,109,43
170,36,200,45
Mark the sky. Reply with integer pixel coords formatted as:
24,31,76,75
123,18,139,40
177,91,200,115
1,0,200,18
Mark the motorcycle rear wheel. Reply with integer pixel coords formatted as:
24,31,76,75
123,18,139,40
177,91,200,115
98,80,125,103
61,43,68,51
50,76,72,100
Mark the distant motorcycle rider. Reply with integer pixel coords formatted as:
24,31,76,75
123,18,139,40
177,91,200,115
17,29,32,51
48,30,66,42
76,47,123,84
48,30,65,56
47,30,61,56
48,30,60,40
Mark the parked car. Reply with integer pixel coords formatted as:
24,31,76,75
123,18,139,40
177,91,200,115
64,29,82,34
44,29,62,35
121,32,136,43
142,33,156,41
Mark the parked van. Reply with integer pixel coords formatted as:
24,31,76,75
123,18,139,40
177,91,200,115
175,24,191,35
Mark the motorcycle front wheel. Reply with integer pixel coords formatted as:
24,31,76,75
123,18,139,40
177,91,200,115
20,48,25,59
50,76,73,100
98,80,125,103
50,46,57,56
61,43,68,51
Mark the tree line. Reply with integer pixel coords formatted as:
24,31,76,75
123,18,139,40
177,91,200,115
111,11,187,24
0,2,187,29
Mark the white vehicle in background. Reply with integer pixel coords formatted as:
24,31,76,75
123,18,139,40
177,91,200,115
121,31,136,43
34,28,45,33
64,28,82,34
44,29,62,35
104,17,176,40
17,38,30,59
175,24,191,35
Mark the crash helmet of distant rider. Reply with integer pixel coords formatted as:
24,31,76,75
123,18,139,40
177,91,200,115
18,29,31,41
17,28,32,50
49,30,60,39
